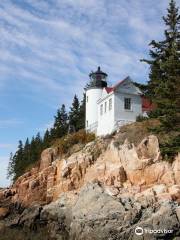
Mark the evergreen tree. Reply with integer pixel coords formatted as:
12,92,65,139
53,104,68,138
141,0,180,131
7,94,87,181
13,140,24,180
69,95,80,131
43,129,51,148
78,93,86,130
30,133,42,163
7,152,14,180
23,138,31,165
30,136,37,164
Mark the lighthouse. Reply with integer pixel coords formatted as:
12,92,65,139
85,66,108,133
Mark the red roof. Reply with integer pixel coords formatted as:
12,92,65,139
142,96,155,112
105,78,126,94
104,78,155,112
105,87,114,93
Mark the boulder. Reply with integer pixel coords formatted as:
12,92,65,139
173,154,180,184
168,185,180,201
40,148,56,171
29,179,39,190
152,184,167,194
137,135,160,161
0,207,9,219
19,205,42,228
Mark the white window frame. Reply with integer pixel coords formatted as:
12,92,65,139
100,104,103,115
124,98,132,110
109,98,112,111
104,102,107,113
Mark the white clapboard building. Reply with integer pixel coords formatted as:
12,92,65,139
85,67,144,136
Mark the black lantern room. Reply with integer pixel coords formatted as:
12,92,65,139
86,66,108,89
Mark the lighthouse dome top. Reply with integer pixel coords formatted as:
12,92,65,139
86,66,108,90
89,66,108,79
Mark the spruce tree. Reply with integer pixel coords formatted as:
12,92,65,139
141,0,180,131
7,95,87,181
43,129,51,148
78,93,86,130
23,138,31,165
30,136,37,164
69,95,80,131
7,152,14,180
13,140,24,180
31,133,42,162
53,104,68,138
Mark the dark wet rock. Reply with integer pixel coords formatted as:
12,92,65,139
0,183,180,240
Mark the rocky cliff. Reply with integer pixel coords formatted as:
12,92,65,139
0,126,180,239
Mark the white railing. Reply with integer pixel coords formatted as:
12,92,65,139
86,121,98,133
114,119,134,130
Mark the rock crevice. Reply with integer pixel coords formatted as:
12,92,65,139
0,134,180,239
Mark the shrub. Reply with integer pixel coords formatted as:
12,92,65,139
53,129,95,156
113,119,159,147
160,134,180,161
136,115,148,122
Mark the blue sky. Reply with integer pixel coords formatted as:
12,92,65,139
0,0,179,187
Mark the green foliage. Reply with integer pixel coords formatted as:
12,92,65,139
53,129,95,156
51,104,68,139
78,93,86,130
160,134,180,161
7,93,86,182
133,82,148,95
43,129,51,149
141,0,180,132
69,94,85,131
113,119,159,147
136,115,149,122
7,135,43,181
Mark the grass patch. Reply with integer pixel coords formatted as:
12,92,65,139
114,119,160,147
113,118,179,162
53,129,95,157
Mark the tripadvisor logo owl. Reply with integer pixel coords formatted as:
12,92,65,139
134,226,173,236
135,227,143,236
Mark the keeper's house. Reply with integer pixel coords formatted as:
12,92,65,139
85,67,152,136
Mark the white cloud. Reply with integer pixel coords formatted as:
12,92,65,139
0,0,173,96
0,0,179,187
0,119,23,128
0,143,14,149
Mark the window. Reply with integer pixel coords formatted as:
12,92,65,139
109,98,112,110
124,98,131,110
104,102,107,113
86,120,88,127
100,104,103,115
86,96,88,102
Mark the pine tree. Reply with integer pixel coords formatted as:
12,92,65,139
78,93,86,130
69,95,80,131
53,104,68,138
7,152,14,180
7,95,87,181
141,0,180,131
29,136,37,164
23,138,31,165
30,133,42,163
43,129,51,148
13,140,24,180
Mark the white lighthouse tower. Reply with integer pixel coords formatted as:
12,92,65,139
85,66,108,133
